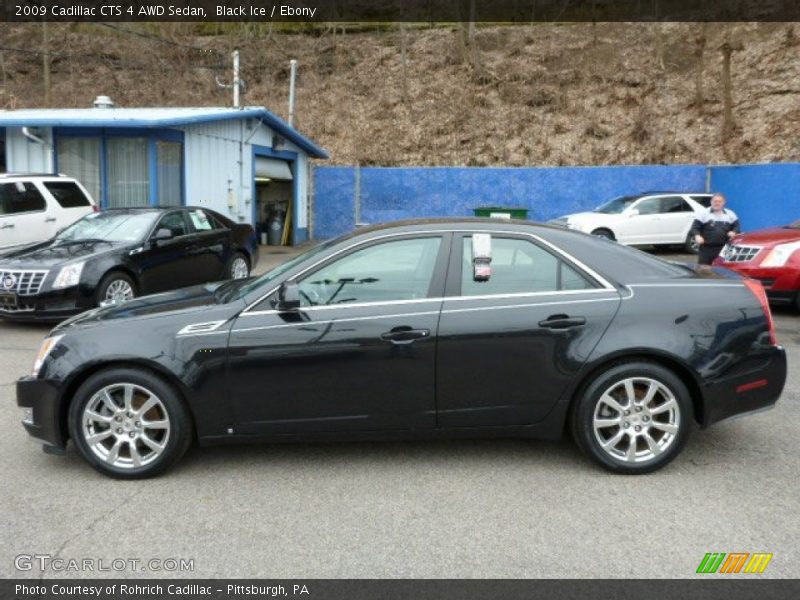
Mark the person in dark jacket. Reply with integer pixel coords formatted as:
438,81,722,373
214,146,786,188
690,193,740,265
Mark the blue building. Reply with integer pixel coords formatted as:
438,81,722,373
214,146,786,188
0,99,328,243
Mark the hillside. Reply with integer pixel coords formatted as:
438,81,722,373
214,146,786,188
1,22,799,166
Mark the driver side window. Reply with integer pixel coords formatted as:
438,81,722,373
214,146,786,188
154,212,189,238
297,237,442,306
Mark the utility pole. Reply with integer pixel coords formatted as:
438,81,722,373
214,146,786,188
42,21,51,106
233,49,240,108
288,59,297,126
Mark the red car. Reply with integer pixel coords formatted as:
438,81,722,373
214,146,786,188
714,220,800,310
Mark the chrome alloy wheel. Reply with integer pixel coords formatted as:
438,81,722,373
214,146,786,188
104,279,134,303
81,383,171,469
231,256,249,279
592,377,681,463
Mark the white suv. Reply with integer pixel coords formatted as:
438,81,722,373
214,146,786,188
550,192,713,253
0,174,97,252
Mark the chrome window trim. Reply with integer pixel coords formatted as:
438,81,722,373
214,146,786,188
241,228,616,316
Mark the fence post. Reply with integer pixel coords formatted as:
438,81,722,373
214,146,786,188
354,162,362,227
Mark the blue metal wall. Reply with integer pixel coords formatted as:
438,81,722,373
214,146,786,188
313,163,800,239
709,164,800,231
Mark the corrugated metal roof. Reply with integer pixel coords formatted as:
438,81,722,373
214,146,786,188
0,106,328,159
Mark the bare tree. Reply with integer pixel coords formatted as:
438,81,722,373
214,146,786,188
720,31,744,140
694,23,707,112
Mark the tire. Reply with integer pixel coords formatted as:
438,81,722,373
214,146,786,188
227,252,250,280
68,368,193,479
684,232,700,255
96,271,136,307
570,361,692,474
591,228,615,241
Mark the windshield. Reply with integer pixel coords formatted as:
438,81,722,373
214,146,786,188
218,238,339,302
594,196,639,214
56,212,158,242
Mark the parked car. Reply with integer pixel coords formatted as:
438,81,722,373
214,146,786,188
17,219,786,478
0,206,258,322
549,192,713,253
714,220,800,310
0,173,96,252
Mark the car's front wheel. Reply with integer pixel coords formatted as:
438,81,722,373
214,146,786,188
68,368,193,479
96,272,136,306
571,361,692,474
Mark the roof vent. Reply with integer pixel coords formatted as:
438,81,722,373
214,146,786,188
93,95,115,109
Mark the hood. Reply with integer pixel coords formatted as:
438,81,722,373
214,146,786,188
55,282,232,331
731,227,800,246
0,238,128,268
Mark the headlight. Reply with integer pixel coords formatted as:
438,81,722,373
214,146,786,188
52,262,85,289
760,241,800,267
32,335,64,377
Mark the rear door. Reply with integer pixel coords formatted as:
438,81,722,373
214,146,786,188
657,195,696,243
436,232,621,427
38,179,95,235
0,181,50,249
226,233,450,434
185,208,229,283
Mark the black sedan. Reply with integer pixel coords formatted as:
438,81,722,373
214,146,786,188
17,219,786,478
0,207,258,322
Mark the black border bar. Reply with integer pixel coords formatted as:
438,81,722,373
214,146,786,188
4,579,800,600
3,0,800,23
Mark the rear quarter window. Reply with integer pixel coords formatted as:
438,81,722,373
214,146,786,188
43,181,92,208
690,195,712,208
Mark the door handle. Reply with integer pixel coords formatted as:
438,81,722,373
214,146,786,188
1,223,14,229
44,217,57,223
538,314,587,329
381,326,430,344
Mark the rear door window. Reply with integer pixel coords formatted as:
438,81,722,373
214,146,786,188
460,236,596,296
660,196,693,213
42,181,92,208
187,209,220,232
690,195,712,208
0,182,47,215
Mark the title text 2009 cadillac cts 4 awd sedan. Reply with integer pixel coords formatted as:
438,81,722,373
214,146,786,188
17,219,786,478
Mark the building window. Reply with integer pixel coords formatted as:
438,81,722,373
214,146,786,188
56,137,101,203
106,137,150,208
157,141,182,207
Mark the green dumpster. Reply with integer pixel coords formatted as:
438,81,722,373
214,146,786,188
472,207,529,220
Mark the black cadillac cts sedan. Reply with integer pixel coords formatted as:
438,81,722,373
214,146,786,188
0,207,258,322
17,219,786,478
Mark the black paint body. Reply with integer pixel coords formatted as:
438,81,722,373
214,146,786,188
17,219,787,454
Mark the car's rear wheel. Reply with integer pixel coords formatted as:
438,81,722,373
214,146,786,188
684,232,700,254
571,361,692,474
96,272,136,306
228,252,250,280
68,368,193,479
591,228,615,241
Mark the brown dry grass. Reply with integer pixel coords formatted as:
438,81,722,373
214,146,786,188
1,22,799,166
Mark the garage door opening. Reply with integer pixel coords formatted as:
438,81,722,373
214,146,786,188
255,157,294,246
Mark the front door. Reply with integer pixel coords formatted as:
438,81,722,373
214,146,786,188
436,233,621,427
0,181,49,249
227,234,450,434
135,211,196,293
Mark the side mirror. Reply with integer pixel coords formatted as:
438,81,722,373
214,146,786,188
151,228,174,245
277,281,301,311
627,208,640,217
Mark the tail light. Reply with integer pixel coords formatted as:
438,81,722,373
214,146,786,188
743,278,777,345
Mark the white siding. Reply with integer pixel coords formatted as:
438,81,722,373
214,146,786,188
5,127,54,173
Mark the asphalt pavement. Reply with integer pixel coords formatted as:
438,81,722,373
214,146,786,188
0,247,798,579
